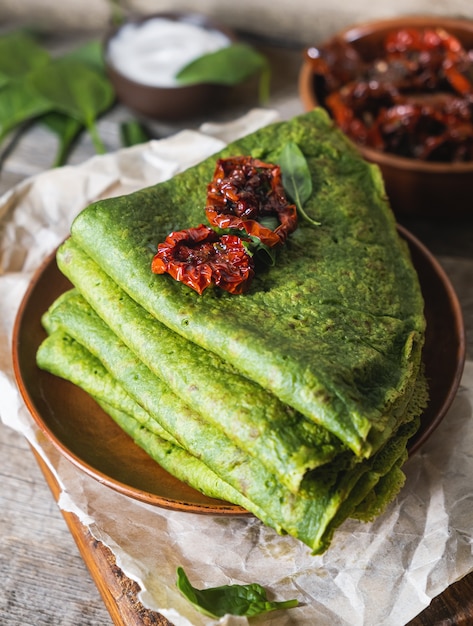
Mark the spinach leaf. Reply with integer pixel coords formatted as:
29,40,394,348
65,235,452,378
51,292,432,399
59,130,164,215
0,31,50,88
41,112,84,166
278,141,321,226
120,120,152,147
176,42,271,103
176,567,298,618
64,39,106,74
246,233,277,266
39,40,110,164
0,30,121,169
0,80,52,142
28,58,114,154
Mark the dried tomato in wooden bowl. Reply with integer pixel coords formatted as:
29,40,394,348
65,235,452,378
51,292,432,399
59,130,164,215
299,16,473,217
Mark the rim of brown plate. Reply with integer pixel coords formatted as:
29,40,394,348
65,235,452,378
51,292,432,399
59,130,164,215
398,224,466,454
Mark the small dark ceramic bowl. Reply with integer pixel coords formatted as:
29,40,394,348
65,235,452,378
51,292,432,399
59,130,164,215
104,12,237,121
299,16,473,218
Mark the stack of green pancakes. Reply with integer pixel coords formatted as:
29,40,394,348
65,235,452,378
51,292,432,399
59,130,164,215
37,108,428,554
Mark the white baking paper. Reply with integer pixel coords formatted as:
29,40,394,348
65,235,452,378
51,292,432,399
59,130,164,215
0,109,472,626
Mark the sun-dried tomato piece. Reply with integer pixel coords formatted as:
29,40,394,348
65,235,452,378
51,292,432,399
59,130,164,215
205,156,297,247
310,27,473,161
151,224,254,295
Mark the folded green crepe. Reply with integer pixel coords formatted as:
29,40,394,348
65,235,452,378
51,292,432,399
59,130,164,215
36,326,418,554
41,287,382,497
35,108,429,554
69,108,426,456
36,330,260,514
54,245,355,494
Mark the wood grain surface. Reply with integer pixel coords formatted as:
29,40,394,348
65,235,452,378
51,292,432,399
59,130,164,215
1,32,472,626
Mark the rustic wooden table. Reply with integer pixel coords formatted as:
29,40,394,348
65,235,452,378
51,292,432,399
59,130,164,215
0,33,472,626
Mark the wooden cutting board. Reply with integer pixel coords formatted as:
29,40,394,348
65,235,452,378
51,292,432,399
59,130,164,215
31,445,473,626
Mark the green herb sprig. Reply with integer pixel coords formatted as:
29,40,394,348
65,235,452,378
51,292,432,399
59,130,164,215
176,566,299,618
214,225,277,267
176,42,271,104
278,141,321,227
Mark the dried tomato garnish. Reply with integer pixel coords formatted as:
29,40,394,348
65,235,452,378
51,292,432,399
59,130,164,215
307,27,473,161
151,224,254,295
205,156,297,247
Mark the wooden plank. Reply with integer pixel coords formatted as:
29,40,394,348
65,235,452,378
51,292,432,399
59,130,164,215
31,446,172,626
0,422,114,625
408,574,473,625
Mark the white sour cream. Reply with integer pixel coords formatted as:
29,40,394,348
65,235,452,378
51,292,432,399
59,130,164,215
107,17,231,87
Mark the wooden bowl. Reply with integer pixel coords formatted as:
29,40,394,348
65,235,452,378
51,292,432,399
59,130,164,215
299,16,473,218
104,12,237,121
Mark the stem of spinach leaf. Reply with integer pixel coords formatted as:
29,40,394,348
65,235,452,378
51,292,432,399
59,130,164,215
278,141,321,227
86,120,107,154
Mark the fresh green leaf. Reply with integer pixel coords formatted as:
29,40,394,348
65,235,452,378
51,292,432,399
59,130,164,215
0,80,52,142
64,39,106,74
40,112,84,166
176,42,271,102
0,31,50,88
259,215,279,231
28,58,114,153
176,42,266,85
278,141,321,227
120,120,152,147
176,567,298,618
212,226,277,266
0,30,117,170
279,141,312,206
245,234,277,266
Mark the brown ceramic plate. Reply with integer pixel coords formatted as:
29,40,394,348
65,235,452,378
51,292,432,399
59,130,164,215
12,227,465,511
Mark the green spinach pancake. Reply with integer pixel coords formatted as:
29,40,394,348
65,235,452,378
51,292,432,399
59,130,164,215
36,107,428,553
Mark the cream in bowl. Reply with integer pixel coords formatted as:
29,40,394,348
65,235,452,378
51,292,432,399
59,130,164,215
105,12,237,120
107,15,231,88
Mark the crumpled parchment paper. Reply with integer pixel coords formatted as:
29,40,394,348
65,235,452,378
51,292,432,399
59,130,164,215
1,109,472,626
